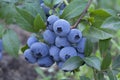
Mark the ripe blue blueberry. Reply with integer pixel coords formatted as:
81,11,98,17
27,36,38,47
53,19,70,37
77,53,85,59
0,39,3,52
41,3,50,17
37,56,54,67
76,38,86,53
0,52,2,60
47,15,59,30
23,49,37,64
67,29,82,43
49,46,60,61
43,30,56,44
30,42,49,58
55,36,70,48
59,47,77,61
57,61,65,69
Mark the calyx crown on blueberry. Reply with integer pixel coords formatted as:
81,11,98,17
23,14,86,71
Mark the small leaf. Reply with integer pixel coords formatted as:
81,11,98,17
80,76,90,80
3,29,20,57
90,9,111,28
60,0,88,19
62,56,84,71
88,27,113,40
21,44,29,53
34,14,46,32
107,70,117,80
84,56,101,71
112,55,120,69
101,53,112,70
99,39,111,55
101,17,120,31
15,7,35,32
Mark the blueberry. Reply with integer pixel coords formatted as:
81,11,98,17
53,19,70,37
57,61,65,69
49,46,60,61
0,52,2,60
39,0,43,4
30,42,49,58
27,36,38,47
59,47,77,61
76,38,86,53
59,3,66,10
37,56,54,67
55,36,70,48
43,30,56,44
23,49,37,63
77,53,85,59
47,15,59,31
67,29,82,43
41,3,50,17
0,39,3,52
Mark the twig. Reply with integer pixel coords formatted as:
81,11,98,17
72,0,93,28
63,0,69,6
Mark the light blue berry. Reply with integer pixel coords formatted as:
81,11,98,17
53,19,70,37
47,15,59,30
59,47,77,61
67,29,82,43
30,42,49,58
55,36,70,48
23,49,37,64
27,36,38,47
76,38,86,53
43,30,56,44
37,56,54,67
49,46,60,61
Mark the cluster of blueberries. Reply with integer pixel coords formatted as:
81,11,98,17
24,15,86,69
0,39,3,60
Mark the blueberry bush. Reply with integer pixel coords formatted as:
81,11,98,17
0,0,120,80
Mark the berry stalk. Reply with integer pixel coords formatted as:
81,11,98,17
72,0,93,28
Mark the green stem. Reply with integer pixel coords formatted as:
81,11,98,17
93,69,97,80
63,0,69,6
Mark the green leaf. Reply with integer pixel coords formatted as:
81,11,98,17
96,72,105,80
2,29,20,57
21,2,46,21
0,4,18,24
90,9,111,28
112,55,120,69
84,56,101,71
80,76,90,80
101,53,112,70
84,38,93,57
101,17,120,31
99,39,111,55
21,44,29,53
107,70,117,80
34,14,46,32
60,0,88,19
88,27,113,40
62,56,84,71
15,7,35,32
0,25,5,38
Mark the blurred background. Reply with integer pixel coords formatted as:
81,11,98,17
0,0,120,80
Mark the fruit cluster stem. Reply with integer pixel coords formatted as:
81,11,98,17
72,0,93,28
